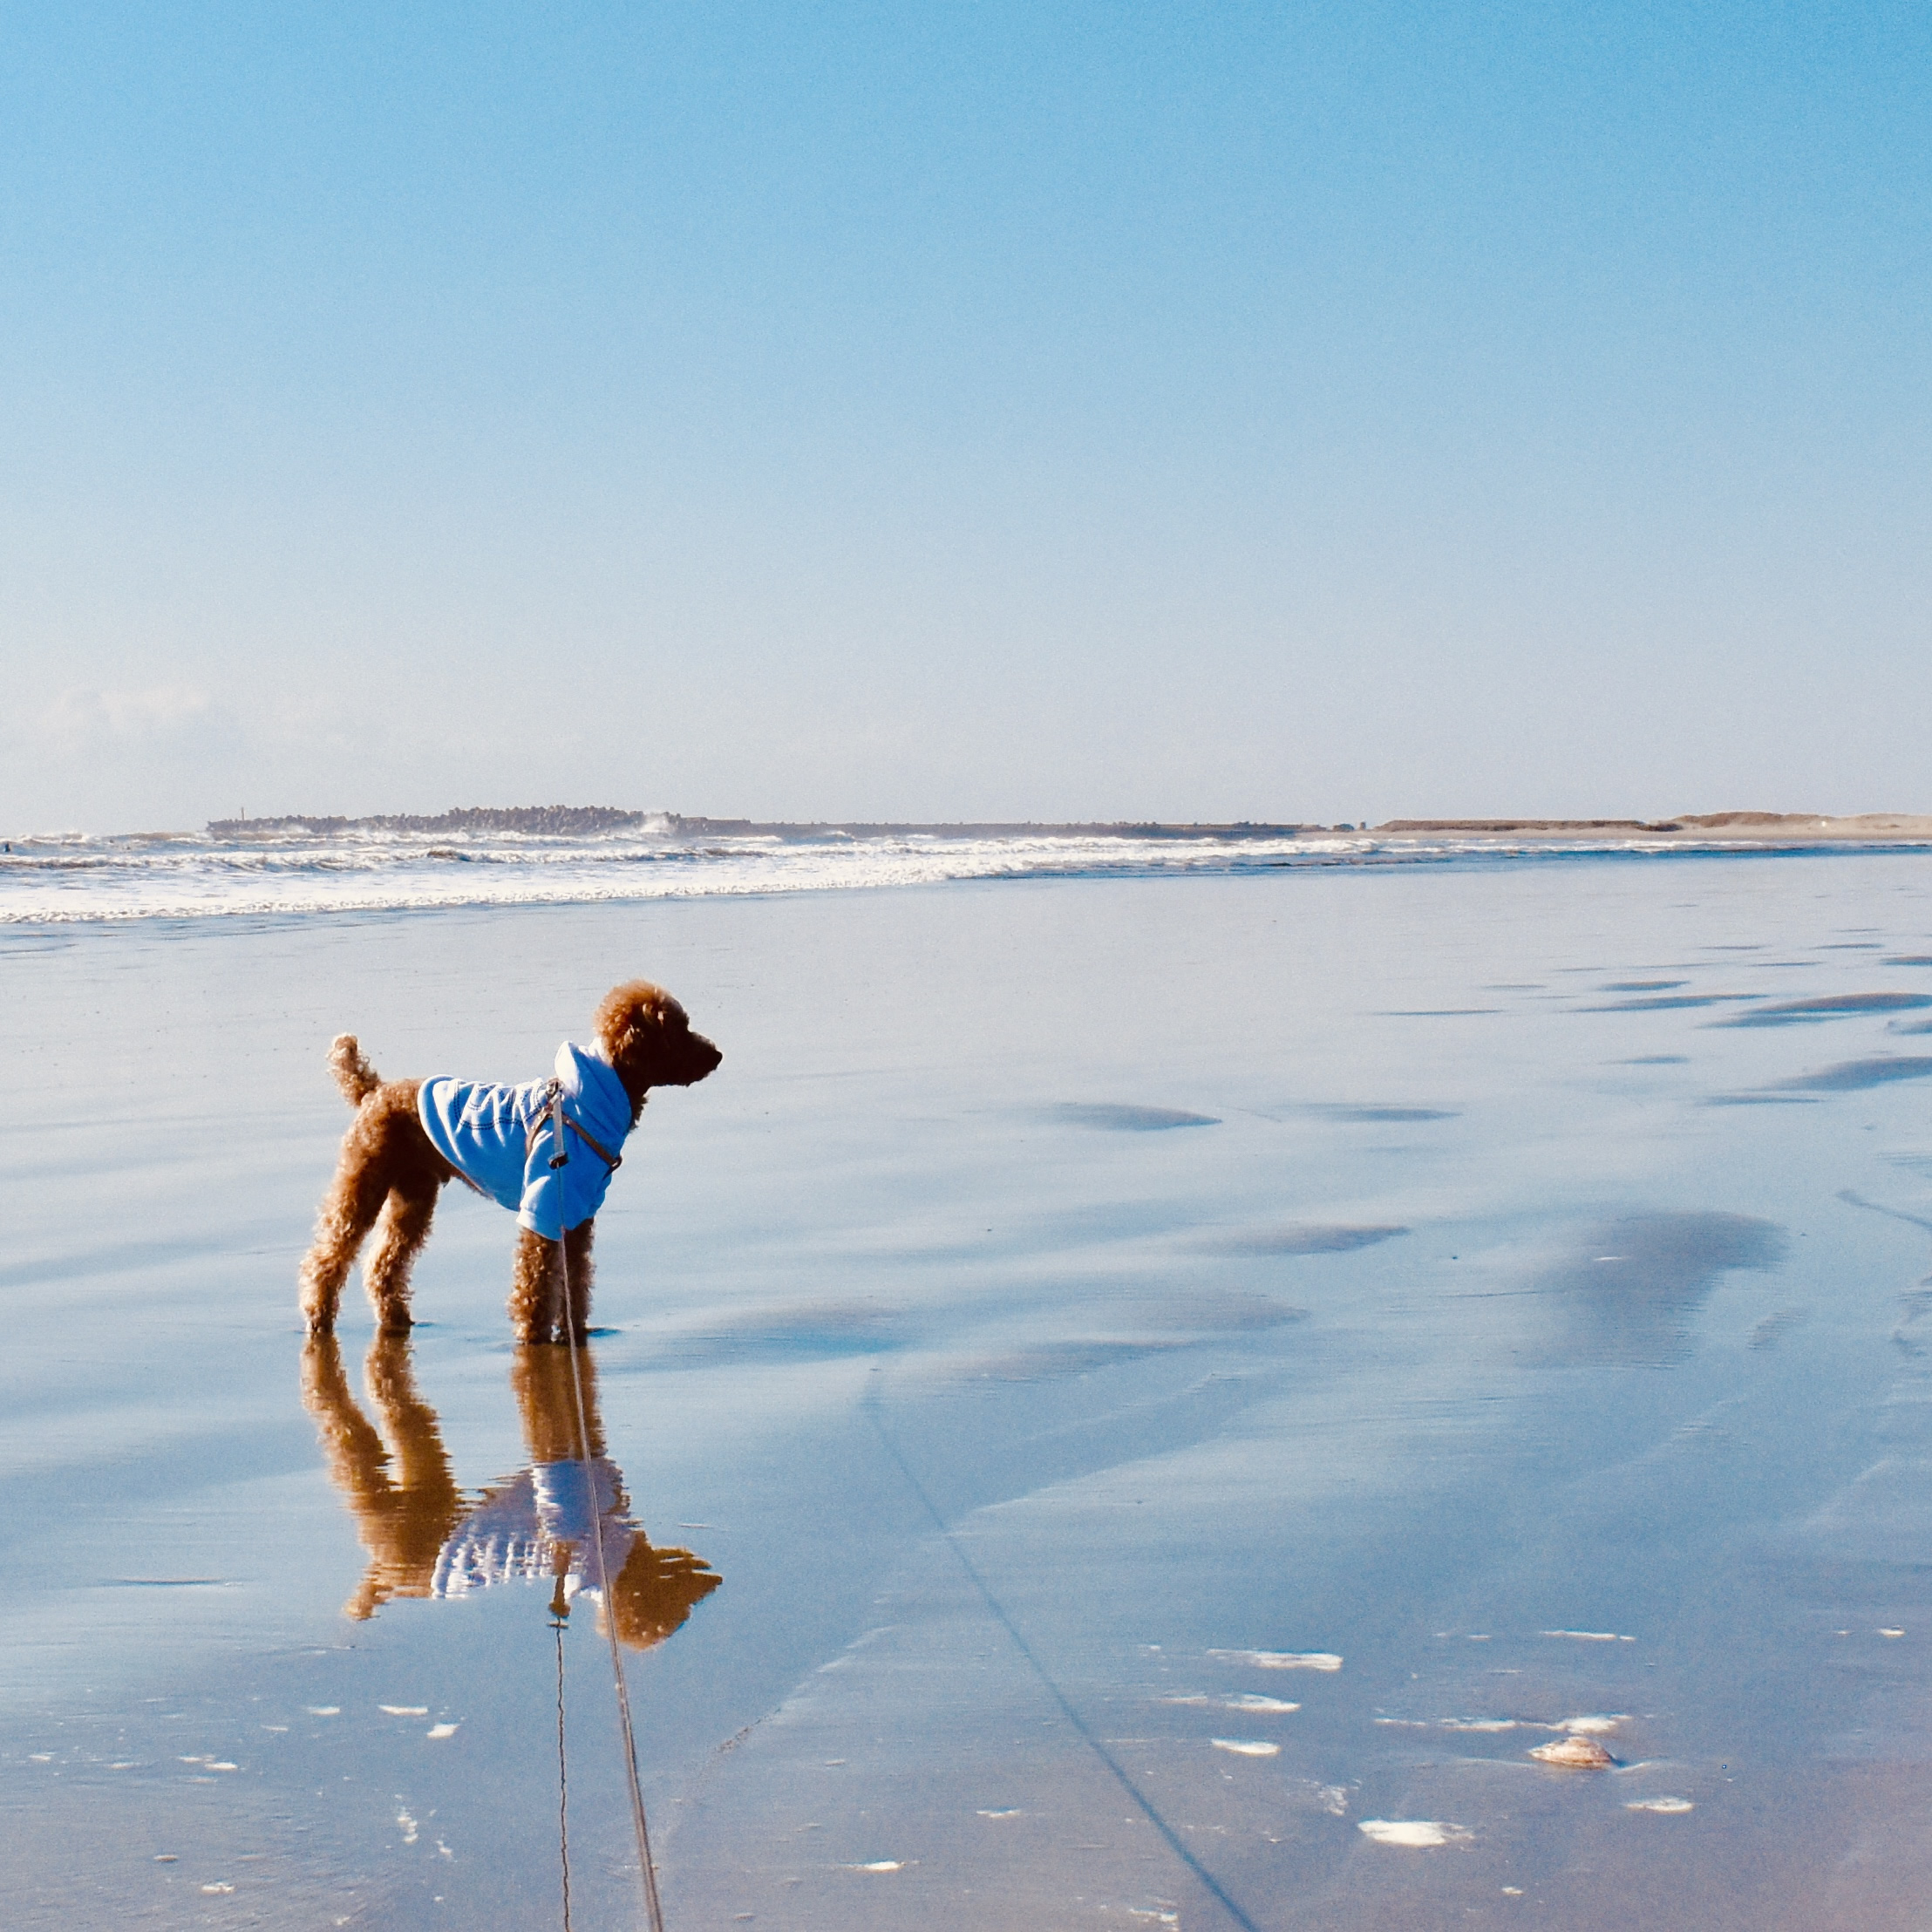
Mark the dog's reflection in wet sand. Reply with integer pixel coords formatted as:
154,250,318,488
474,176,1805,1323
302,1337,720,1648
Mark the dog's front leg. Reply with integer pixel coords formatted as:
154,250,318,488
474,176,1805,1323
508,1228,564,1344
563,1220,595,1343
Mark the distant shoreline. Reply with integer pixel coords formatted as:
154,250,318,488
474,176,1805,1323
200,806,1932,845
11,809,1932,925
1374,811,1932,843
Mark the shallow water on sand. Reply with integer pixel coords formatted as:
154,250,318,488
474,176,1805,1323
5,857,1932,1927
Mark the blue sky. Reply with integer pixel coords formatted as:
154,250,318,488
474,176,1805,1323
3,2,1927,830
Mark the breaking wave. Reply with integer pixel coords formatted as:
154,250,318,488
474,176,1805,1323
0,817,1912,925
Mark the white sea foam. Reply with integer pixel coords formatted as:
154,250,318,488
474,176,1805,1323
1357,1820,1472,1848
0,822,1853,926
0,825,1317,924
1211,1738,1282,1757
1377,1711,1626,1736
1165,1692,1301,1711
1209,1648,1343,1671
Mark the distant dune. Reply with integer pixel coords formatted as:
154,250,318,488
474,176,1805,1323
1376,813,1932,840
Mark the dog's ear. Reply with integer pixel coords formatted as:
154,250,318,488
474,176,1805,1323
593,979,674,1066
605,1007,643,1064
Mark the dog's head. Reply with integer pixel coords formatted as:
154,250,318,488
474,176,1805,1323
593,980,723,1118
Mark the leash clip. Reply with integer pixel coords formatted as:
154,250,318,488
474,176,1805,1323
548,1085,569,1171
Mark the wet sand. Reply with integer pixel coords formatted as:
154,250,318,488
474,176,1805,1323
4,856,1932,1927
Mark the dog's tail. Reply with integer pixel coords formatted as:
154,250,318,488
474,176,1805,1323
328,1034,383,1106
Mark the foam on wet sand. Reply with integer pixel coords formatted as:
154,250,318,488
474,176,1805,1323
1208,1649,1344,1671
1357,1820,1473,1848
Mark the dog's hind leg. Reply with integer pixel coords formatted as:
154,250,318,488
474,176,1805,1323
364,1185,439,1336
563,1221,595,1343
300,1162,391,1337
508,1228,561,1345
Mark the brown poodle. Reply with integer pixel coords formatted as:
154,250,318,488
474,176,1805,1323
299,981,721,1343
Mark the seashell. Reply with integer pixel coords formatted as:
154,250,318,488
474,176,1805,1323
1529,1735,1615,1768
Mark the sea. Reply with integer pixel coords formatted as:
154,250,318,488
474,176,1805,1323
0,814,1898,924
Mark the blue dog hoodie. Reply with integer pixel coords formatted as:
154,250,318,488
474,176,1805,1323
418,1042,632,1240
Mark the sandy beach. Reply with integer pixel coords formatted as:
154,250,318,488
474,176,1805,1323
5,853,1932,1927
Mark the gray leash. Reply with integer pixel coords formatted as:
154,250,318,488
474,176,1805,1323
550,1088,667,1932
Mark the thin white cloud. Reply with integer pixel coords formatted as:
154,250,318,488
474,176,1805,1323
37,684,223,749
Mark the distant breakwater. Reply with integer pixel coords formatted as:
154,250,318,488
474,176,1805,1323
203,806,1932,844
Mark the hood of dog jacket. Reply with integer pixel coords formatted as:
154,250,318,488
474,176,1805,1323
418,1042,633,1241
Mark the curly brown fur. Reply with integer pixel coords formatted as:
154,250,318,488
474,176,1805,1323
299,1069,455,1336
594,981,724,1123
328,1034,382,1105
508,1221,595,1345
298,987,720,1340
